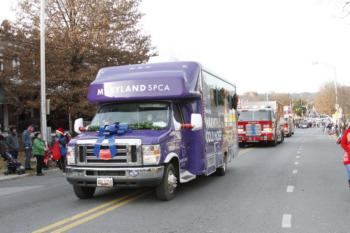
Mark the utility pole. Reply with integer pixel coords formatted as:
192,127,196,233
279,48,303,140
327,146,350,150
332,67,338,109
40,0,47,141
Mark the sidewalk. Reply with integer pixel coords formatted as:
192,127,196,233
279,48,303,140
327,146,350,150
0,168,61,182
0,157,61,182
0,173,29,181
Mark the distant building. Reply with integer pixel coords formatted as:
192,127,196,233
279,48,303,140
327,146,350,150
0,37,41,132
0,39,21,131
0,40,8,131
0,85,9,131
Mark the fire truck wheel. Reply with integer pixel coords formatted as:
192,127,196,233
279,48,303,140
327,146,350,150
156,163,178,201
271,136,278,146
73,185,96,199
216,156,227,176
279,131,284,143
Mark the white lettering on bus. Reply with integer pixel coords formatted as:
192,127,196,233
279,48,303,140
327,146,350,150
97,88,104,95
103,83,171,97
205,117,223,129
205,130,223,143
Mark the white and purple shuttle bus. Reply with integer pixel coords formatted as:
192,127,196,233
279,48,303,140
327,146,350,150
66,61,239,200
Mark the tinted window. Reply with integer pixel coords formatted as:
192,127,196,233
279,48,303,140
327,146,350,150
173,104,184,124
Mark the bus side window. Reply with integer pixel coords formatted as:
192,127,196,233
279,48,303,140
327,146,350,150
173,104,184,130
174,104,185,123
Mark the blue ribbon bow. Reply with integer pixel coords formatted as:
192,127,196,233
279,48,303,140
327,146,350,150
93,123,132,158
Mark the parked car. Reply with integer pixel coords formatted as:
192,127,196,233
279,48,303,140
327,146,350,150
300,121,309,129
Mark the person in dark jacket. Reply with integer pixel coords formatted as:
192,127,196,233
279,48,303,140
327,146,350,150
6,127,19,159
55,128,67,172
22,125,34,170
0,130,7,157
32,132,46,176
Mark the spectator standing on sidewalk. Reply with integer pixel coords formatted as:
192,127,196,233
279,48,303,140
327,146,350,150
340,123,350,188
0,130,7,157
32,132,45,176
22,125,34,170
55,128,67,172
6,127,19,159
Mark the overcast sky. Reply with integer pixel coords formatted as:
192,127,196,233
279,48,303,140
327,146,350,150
1,0,350,94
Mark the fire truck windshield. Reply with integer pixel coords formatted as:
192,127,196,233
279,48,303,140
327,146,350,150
239,110,273,121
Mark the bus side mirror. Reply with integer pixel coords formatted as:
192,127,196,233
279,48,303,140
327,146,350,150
74,118,84,134
191,114,203,131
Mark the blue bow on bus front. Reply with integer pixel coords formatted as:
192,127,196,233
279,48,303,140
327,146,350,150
93,123,132,158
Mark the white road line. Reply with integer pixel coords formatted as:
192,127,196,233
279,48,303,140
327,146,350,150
282,214,292,228
292,169,298,174
297,151,301,155
296,155,300,159
294,161,299,165
286,185,294,193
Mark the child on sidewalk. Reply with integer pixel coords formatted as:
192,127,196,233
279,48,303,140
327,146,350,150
32,132,46,176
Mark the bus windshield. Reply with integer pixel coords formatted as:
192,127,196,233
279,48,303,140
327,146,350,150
90,102,170,130
239,110,273,121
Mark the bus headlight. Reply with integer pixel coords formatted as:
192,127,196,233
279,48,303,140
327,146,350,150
142,145,161,165
67,146,76,165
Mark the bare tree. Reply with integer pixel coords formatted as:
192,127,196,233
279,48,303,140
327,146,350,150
314,82,350,116
0,0,155,130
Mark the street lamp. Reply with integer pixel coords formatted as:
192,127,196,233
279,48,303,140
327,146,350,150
312,61,338,108
40,0,47,141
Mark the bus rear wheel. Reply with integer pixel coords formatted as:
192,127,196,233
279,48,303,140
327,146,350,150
216,156,227,176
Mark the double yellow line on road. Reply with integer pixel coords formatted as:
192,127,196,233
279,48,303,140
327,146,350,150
32,190,150,233
33,148,252,233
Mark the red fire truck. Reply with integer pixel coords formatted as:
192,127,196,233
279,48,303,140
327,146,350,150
238,101,284,147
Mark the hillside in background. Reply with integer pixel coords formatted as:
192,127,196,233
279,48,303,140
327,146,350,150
240,92,315,105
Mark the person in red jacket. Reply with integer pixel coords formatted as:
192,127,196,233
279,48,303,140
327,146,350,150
340,123,350,187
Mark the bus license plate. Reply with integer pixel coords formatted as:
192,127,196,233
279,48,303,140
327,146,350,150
97,177,113,187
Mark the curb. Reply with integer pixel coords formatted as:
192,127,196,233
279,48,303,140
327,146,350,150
0,173,29,182
0,168,61,182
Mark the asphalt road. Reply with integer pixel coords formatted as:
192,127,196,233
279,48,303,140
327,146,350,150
0,128,349,233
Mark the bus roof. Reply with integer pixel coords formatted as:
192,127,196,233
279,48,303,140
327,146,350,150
87,61,202,103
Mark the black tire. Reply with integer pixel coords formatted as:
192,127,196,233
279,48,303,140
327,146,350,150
73,185,96,199
216,156,227,176
270,136,278,146
156,163,178,201
279,131,284,144
238,142,246,148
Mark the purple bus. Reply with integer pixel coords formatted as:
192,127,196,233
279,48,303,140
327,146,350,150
66,61,239,200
